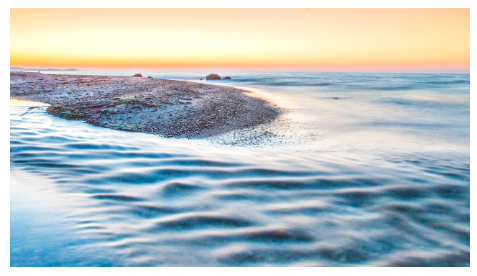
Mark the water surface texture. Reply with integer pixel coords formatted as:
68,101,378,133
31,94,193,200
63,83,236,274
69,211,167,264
10,72,470,266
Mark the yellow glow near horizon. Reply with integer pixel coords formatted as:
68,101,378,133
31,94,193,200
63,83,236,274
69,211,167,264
10,9,470,72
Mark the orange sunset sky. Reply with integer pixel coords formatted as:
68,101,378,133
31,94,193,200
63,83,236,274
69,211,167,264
10,9,470,72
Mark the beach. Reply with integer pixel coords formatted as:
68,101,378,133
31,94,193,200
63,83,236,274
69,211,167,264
9,7,470,268
10,72,280,139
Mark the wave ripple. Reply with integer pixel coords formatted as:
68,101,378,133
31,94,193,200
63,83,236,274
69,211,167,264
10,99,469,266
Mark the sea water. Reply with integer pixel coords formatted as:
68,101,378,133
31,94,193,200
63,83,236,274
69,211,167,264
10,71,470,266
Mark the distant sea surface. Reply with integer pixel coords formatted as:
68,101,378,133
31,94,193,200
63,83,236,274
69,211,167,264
10,71,470,266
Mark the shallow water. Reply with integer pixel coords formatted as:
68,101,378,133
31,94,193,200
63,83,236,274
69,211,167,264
10,72,470,266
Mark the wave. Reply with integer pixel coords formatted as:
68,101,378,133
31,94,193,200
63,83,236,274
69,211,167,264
10,101,469,266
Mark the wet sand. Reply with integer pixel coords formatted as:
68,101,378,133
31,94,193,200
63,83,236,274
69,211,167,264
10,72,280,138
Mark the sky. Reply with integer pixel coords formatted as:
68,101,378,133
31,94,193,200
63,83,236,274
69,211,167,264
10,9,470,73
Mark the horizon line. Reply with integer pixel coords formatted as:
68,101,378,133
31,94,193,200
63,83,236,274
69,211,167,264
10,66,470,74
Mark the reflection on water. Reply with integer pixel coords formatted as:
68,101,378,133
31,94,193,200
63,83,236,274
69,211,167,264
10,72,469,266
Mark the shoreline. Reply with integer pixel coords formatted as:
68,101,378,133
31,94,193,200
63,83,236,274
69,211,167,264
10,72,281,139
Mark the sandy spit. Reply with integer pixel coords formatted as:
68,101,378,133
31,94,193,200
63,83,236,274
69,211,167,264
10,72,280,139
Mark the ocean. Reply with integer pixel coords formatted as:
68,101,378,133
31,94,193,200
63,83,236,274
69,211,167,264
10,71,470,266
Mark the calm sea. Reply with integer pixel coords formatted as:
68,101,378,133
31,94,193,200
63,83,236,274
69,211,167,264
10,71,470,266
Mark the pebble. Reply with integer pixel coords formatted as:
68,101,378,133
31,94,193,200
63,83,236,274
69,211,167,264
10,72,280,139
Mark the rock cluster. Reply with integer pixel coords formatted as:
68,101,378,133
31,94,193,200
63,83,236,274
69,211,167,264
133,73,143,77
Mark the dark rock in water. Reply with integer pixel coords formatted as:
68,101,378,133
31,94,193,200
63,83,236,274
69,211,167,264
133,73,143,77
206,74,221,80
148,76,153,79
223,76,231,80
200,78,203,80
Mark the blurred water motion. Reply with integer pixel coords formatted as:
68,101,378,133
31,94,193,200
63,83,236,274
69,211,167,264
10,72,469,266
